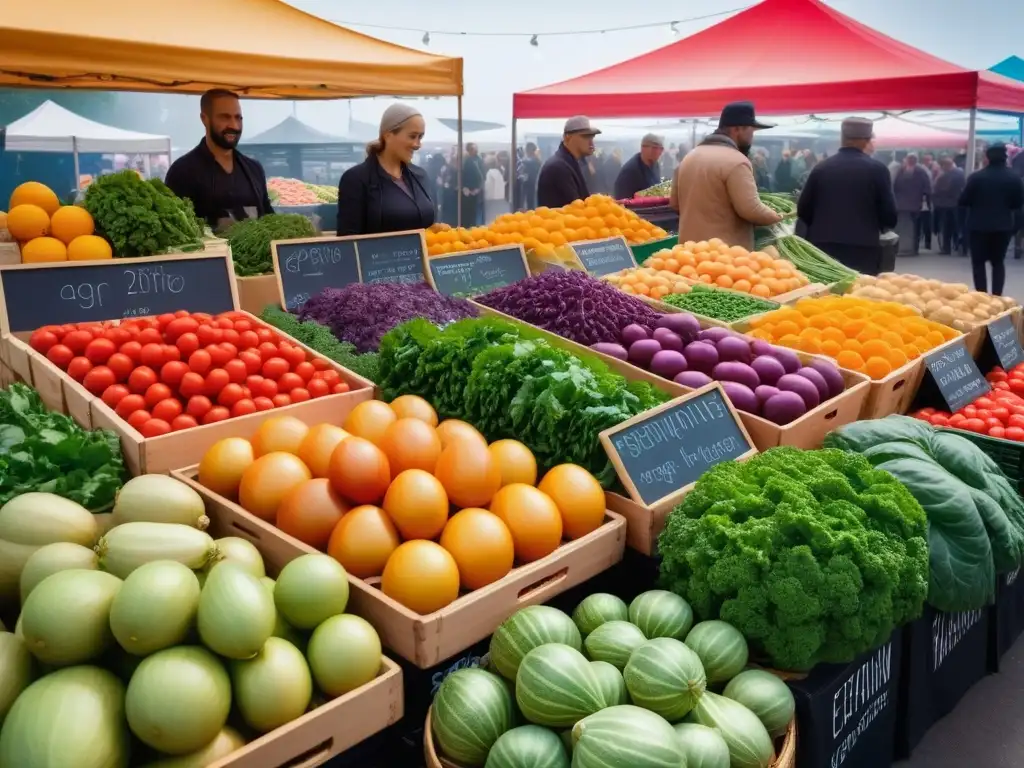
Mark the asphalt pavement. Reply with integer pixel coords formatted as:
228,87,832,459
893,248,1024,299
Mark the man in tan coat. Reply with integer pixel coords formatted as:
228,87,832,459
670,102,782,250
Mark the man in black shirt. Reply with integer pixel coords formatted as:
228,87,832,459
165,89,273,232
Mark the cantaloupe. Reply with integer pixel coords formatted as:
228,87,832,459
20,237,67,263
68,234,112,261
5,205,50,241
9,182,60,217
50,206,94,245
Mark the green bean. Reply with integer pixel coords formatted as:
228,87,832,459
661,285,779,322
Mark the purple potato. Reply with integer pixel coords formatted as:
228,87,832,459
762,391,808,425
650,350,689,379
810,359,845,398
776,373,821,410
628,339,662,368
683,341,719,374
716,335,752,365
590,342,629,361
656,313,701,343
751,355,786,387
674,370,713,389
749,339,777,358
721,381,759,414
652,327,684,352
698,327,733,344
712,361,761,391
621,324,650,346
795,366,830,402
754,384,781,407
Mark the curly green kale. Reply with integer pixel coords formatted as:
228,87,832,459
259,305,378,383
225,213,317,276
658,447,929,671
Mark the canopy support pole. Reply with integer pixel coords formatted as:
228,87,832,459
456,96,464,228
511,117,518,210
966,108,978,174
72,137,81,200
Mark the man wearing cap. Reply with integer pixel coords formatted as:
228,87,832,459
613,134,665,200
537,116,600,208
796,117,897,276
670,102,782,250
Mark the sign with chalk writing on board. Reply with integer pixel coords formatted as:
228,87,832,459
272,237,360,312
599,383,756,508
987,314,1024,371
425,244,529,298
571,236,637,278
924,338,990,413
0,253,237,333
357,231,427,285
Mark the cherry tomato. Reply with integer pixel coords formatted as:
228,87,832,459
196,324,219,345
1010,379,1024,395
186,395,213,419
202,406,231,425
138,328,163,345
120,341,143,364
294,361,316,382
238,330,260,350
917,407,936,417
157,313,177,329
1008,414,1024,429
962,417,987,433
929,413,950,427
176,332,200,357
239,351,263,375
104,353,133,382
82,366,116,395
995,381,1013,390
262,357,290,380
222,359,248,384
188,350,213,375
989,426,1006,439
253,396,275,412
278,372,304,392
101,383,131,409
311,357,329,371
140,418,172,437
975,409,992,420
289,388,311,403
231,398,257,417
204,368,230,398
1005,426,1024,441
233,320,253,333
221,329,240,346
144,383,173,408
332,382,350,394
164,317,199,342
216,317,234,330
191,313,213,324
162,345,181,362
127,409,152,430
257,378,278,398
104,327,132,346
171,414,199,431
989,370,1009,382
29,329,59,354
991,406,1010,423
128,366,158,394
271,393,292,408
217,383,246,407
46,344,74,369
115,394,147,419
207,344,232,367
67,356,93,382
256,328,277,344
279,343,307,368
152,398,183,422
318,369,341,387
139,343,165,369
161,361,190,389
985,417,1004,430
962,405,978,418
179,372,207,399
257,342,279,360
62,330,94,355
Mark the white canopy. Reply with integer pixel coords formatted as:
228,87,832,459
3,100,170,154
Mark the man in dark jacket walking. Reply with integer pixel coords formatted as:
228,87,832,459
893,153,932,255
774,150,796,194
537,116,600,208
959,143,1024,295
613,134,664,200
796,118,897,276
931,155,965,255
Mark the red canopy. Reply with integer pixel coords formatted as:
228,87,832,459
513,0,1024,119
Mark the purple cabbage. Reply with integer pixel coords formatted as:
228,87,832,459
476,271,662,346
298,283,478,353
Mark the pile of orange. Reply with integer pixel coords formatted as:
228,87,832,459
197,397,607,616
643,240,810,299
3,181,112,262
425,194,668,260
603,266,695,300
747,296,960,380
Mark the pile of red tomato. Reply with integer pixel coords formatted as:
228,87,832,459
28,311,351,437
911,363,1024,441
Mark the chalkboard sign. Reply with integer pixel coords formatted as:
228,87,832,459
425,245,529,298
272,237,360,312
924,339,990,412
599,383,756,508
987,313,1024,371
571,237,636,278
356,231,426,286
0,254,237,333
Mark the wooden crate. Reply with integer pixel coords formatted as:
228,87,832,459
4,334,94,426
236,274,282,315
0,243,19,266
964,306,1023,361
173,466,627,669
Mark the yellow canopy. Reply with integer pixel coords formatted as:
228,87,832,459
0,0,463,99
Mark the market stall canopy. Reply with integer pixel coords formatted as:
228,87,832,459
808,117,972,150
2,100,170,153
990,56,1024,82
242,117,348,146
514,0,1024,119
0,0,463,98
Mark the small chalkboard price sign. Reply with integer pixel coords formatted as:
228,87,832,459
599,382,756,508
425,244,529,298
987,313,1024,370
924,338,991,412
356,231,427,286
0,253,238,334
570,236,637,278
272,237,360,312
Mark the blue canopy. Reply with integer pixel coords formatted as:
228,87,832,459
990,56,1024,82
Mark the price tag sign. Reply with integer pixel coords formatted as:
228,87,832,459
924,338,991,412
425,244,529,298
0,253,237,333
987,314,1024,371
599,383,756,508
272,237,360,312
356,231,427,285
570,236,637,278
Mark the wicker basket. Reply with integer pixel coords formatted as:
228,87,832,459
424,705,797,768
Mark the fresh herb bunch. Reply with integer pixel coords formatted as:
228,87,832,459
259,305,379,383
225,214,317,277
0,383,127,510
661,285,779,322
83,171,204,257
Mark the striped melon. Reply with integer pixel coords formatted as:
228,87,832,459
624,637,706,721
583,620,646,671
490,606,581,681
515,643,604,728
674,723,731,768
572,705,682,768
571,593,628,636
484,725,570,768
432,668,516,766
723,669,795,738
689,691,774,768
685,620,749,684
628,590,693,640
590,660,628,707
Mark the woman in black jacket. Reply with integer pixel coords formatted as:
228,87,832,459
336,104,435,236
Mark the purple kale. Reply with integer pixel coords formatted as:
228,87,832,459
476,270,662,346
298,283,477,353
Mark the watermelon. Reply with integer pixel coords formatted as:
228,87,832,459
723,669,795,738
572,705,682,768
572,593,628,636
684,620,749,684
432,668,516,766
674,723,731,768
628,590,693,640
590,661,628,707
624,637,706,721
689,691,774,768
583,620,646,671
490,606,582,681
484,725,570,768
515,643,604,728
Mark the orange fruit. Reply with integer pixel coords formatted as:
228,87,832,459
378,418,442,474
537,464,605,540
440,508,515,590
342,400,397,447
238,452,312,521
49,206,94,244
381,540,461,614
489,484,563,563
250,416,310,457
297,424,350,478
276,478,350,549
19,237,67,263
67,234,112,260
389,395,438,427
198,437,255,499
383,469,449,540
9,181,59,216
6,204,50,241
328,436,391,504
488,439,538,487
327,505,400,579
434,439,502,508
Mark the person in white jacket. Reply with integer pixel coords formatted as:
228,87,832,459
484,157,510,222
